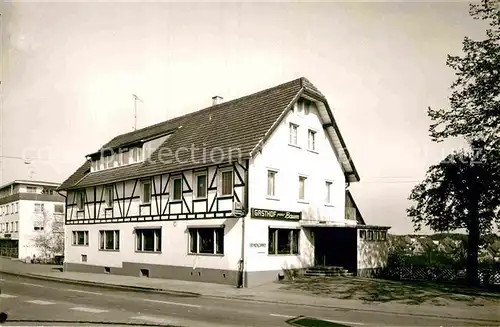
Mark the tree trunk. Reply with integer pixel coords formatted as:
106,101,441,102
466,220,480,287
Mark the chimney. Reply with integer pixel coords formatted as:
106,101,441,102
212,95,223,106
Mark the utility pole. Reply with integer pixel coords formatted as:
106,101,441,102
132,94,142,131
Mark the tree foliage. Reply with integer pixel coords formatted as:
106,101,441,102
428,0,500,148
32,210,64,262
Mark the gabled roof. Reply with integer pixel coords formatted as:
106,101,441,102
59,77,360,191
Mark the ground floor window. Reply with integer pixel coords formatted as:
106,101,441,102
72,231,89,246
268,228,299,255
188,227,224,255
136,228,161,252
99,230,120,250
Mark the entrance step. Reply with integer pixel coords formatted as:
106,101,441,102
304,266,353,277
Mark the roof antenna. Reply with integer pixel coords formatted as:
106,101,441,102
132,94,143,131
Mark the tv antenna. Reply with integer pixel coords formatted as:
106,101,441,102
132,94,143,131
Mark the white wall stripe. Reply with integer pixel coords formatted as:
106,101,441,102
270,313,295,318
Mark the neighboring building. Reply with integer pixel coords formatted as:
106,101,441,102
58,77,389,287
0,180,65,260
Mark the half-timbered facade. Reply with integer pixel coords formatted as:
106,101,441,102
59,77,390,287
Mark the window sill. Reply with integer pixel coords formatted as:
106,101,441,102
268,253,300,256
265,196,280,201
135,250,162,254
297,200,309,204
188,252,224,257
72,244,89,247
193,197,207,201
307,149,318,154
217,194,233,199
324,203,335,207
288,144,301,149
98,249,120,252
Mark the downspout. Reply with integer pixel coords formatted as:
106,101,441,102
238,159,250,288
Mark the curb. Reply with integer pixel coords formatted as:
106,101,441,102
0,270,201,298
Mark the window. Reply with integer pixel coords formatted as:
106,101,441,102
34,203,44,213
308,129,316,151
14,222,18,232
380,231,387,241
141,180,151,204
54,204,64,213
298,176,307,201
268,228,299,255
34,226,44,231
104,186,114,208
194,173,207,199
26,186,37,193
14,202,18,213
136,228,161,252
189,227,224,255
367,230,374,241
76,191,85,210
99,230,120,250
171,177,183,201
289,123,298,145
5,223,9,232
360,230,366,240
304,101,310,115
72,231,89,246
122,150,130,165
267,170,276,197
325,181,332,204
220,170,233,196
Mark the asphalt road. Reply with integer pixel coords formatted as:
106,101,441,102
0,273,496,327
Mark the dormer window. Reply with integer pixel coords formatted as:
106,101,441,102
90,145,145,172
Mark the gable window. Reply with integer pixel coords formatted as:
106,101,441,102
267,170,276,197
54,204,64,213
104,186,114,208
289,123,298,146
76,191,85,210
298,176,307,201
136,228,161,252
72,231,89,246
34,203,44,213
308,129,316,151
141,180,151,204
325,181,332,204
194,173,207,199
171,176,183,201
189,227,224,255
220,170,233,197
268,228,299,255
99,230,120,251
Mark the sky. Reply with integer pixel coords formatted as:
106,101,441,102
0,1,489,234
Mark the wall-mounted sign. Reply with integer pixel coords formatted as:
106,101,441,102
3,234,11,238
250,208,301,220
249,242,267,254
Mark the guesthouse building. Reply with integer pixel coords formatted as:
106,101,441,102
58,78,390,287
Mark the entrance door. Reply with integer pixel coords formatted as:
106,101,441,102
314,229,331,266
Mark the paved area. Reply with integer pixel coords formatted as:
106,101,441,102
1,258,499,325
0,273,497,327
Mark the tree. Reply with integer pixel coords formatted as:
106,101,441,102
428,0,500,149
408,0,500,286
408,146,500,285
32,210,64,263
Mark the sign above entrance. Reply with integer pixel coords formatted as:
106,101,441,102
250,208,301,220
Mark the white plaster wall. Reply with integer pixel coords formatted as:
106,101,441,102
64,218,243,271
249,101,347,224
357,231,390,269
0,202,19,240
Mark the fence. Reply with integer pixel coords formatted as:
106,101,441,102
382,265,500,285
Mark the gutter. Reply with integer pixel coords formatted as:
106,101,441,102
238,159,250,288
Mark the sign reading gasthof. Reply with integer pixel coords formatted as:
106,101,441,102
250,208,301,220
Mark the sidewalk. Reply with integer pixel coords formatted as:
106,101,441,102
1,257,498,323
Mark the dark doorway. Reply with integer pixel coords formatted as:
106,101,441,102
313,227,357,272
